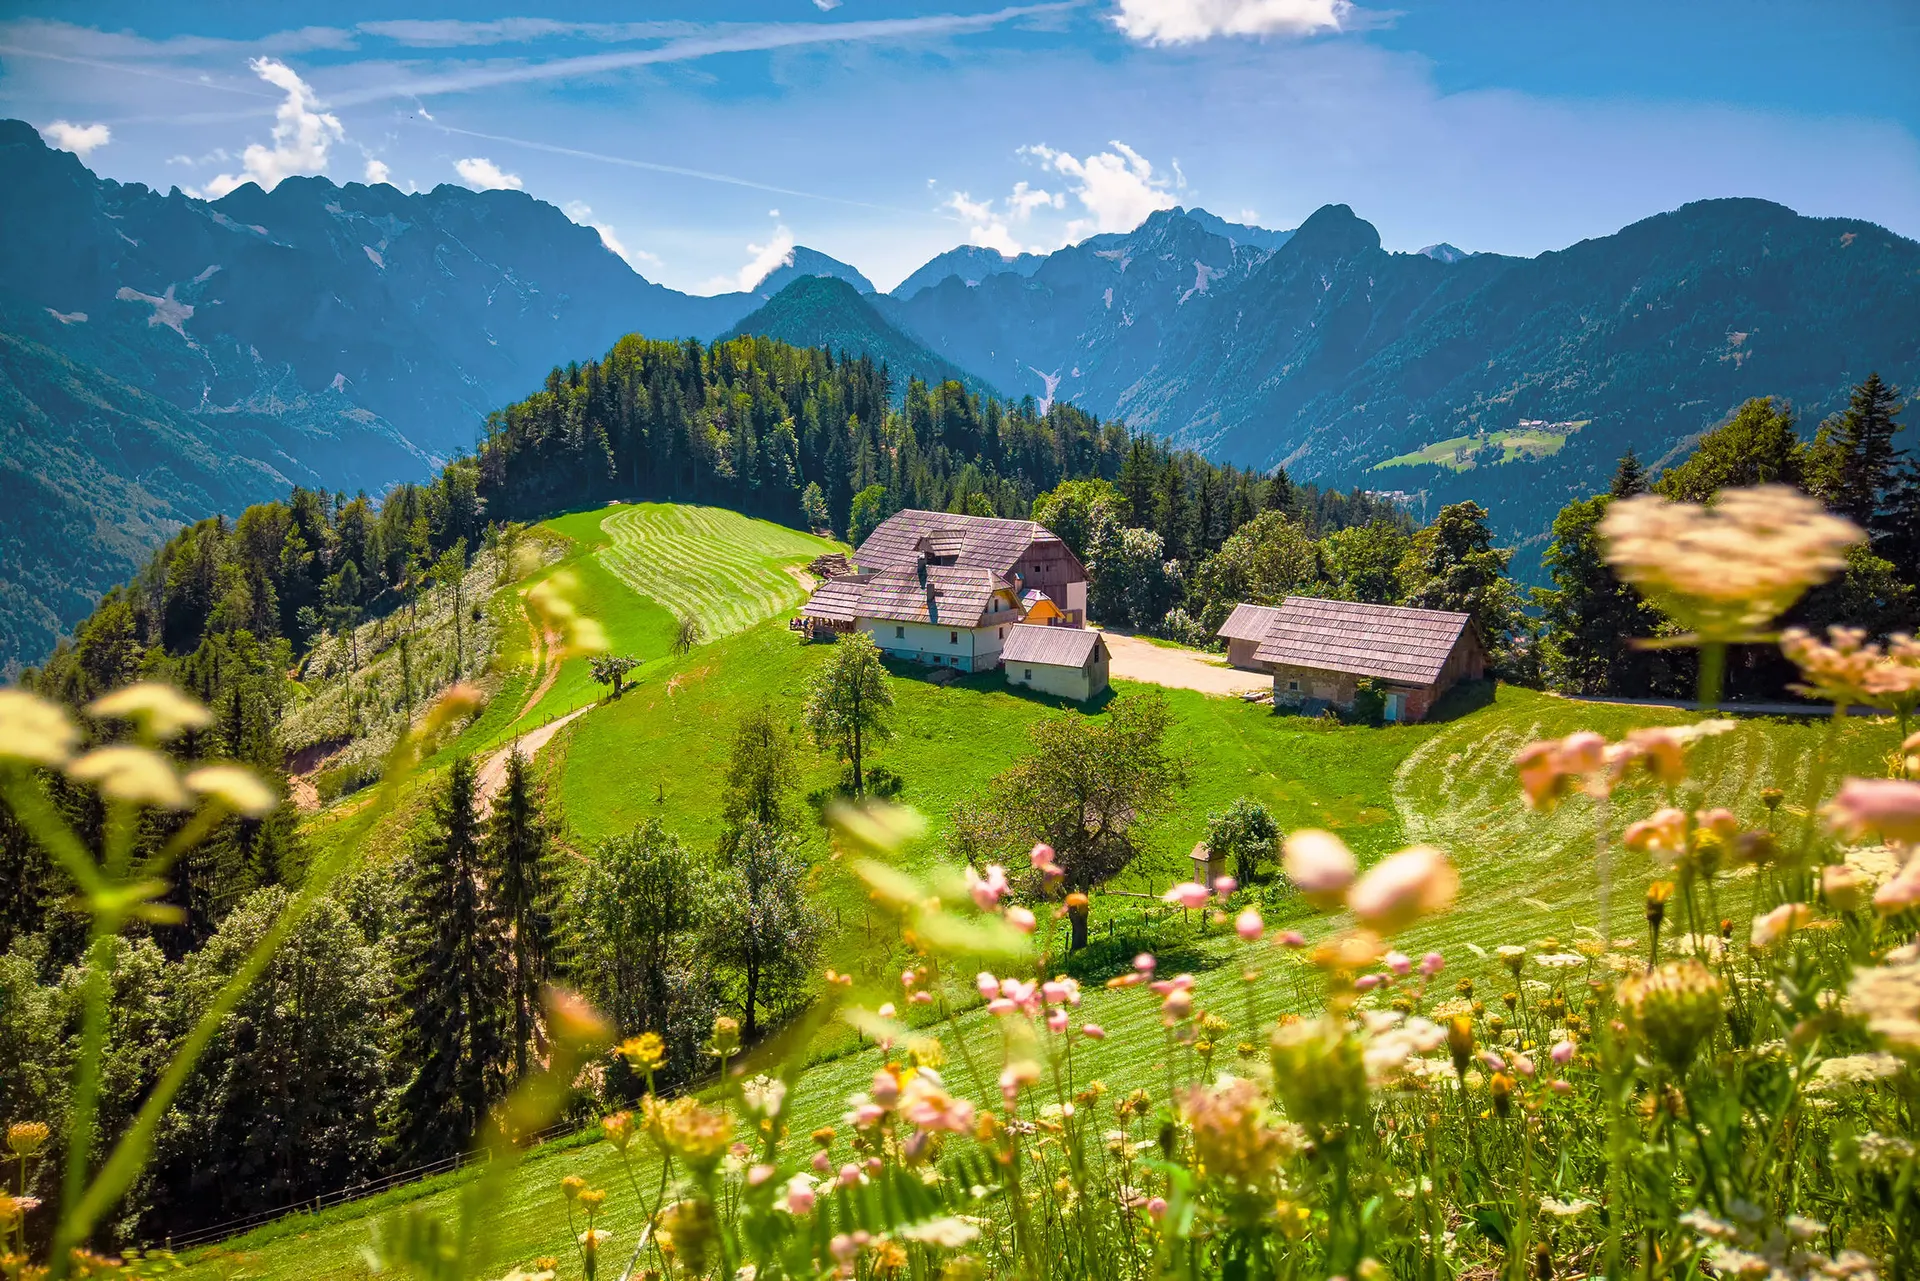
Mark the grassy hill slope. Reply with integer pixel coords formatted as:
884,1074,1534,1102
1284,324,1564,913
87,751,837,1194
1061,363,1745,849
179,504,1902,1279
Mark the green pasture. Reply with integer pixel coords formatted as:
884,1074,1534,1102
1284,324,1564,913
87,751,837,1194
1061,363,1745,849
1373,421,1587,472
204,503,1902,1280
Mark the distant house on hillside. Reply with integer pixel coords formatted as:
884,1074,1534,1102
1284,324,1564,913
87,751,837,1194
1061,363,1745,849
1219,597,1485,723
1002,623,1109,702
851,510,1088,626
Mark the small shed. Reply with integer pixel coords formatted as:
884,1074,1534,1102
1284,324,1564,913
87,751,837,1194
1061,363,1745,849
1020,589,1067,627
1252,597,1486,722
1217,603,1284,670
1001,624,1109,702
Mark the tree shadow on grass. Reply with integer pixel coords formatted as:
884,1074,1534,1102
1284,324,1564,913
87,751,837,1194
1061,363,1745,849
1423,677,1498,723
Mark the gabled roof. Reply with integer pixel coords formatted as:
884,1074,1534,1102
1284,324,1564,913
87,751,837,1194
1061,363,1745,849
855,509,1076,579
1217,602,1284,643
1252,597,1475,686
801,565,1016,629
1002,624,1104,667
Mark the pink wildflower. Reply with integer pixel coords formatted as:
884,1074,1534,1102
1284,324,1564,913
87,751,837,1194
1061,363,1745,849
1047,1008,1069,1033
785,1175,817,1215
976,971,999,1000
1384,950,1412,976
1163,881,1211,910
1420,951,1445,977
837,1163,863,1188
1551,1040,1576,1065
1236,907,1264,941
1135,952,1157,975
871,1070,900,1107
1147,1197,1168,1221
1030,843,1055,870
1082,1024,1106,1040
1827,777,1920,847
1512,1054,1535,1078
1355,974,1382,991
1213,875,1238,896
1277,930,1307,948
1006,906,1038,933
967,863,1010,910
1283,829,1358,908
748,1163,776,1186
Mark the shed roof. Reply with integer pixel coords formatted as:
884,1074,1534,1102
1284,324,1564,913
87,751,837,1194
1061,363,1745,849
855,509,1076,578
1001,624,1104,667
1217,602,1284,643
1251,597,1475,685
801,565,1015,628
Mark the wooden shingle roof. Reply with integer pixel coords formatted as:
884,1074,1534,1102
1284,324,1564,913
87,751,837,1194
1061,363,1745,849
855,510,1068,578
1001,624,1104,667
1217,602,1284,643
1252,597,1474,686
801,565,1015,628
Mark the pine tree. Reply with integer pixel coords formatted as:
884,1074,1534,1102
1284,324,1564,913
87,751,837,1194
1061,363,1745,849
487,749,557,1081
393,757,511,1162
1117,438,1158,526
1264,467,1297,518
1535,495,1667,695
1154,459,1190,561
1609,450,1648,498
1821,374,1906,536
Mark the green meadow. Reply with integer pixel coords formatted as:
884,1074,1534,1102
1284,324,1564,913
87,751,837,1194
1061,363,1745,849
178,503,1901,1279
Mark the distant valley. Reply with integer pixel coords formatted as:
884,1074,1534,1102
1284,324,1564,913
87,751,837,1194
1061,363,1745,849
4,113,1919,667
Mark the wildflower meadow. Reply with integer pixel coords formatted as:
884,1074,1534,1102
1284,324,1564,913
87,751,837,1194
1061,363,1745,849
5,482,1920,1281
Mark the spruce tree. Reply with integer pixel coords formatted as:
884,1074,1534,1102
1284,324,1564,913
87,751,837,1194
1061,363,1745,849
1825,373,1906,536
393,757,510,1162
487,749,557,1081
1609,450,1648,498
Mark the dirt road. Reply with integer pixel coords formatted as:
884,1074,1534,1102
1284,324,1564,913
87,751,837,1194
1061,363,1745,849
1098,630,1270,697
475,705,592,815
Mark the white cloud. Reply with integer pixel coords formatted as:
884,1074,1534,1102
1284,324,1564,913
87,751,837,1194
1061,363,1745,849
203,58,343,197
699,225,796,294
1110,0,1352,43
1022,140,1176,239
564,201,661,270
454,156,523,190
815,0,844,9
942,179,1062,255
40,120,111,157
364,157,391,184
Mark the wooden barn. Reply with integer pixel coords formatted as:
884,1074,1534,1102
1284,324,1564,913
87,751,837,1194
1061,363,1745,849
1235,597,1486,722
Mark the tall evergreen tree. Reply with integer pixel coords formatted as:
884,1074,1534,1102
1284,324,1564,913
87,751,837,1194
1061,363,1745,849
1808,373,1906,537
1534,495,1668,695
1154,459,1190,561
392,757,510,1162
486,749,558,1080
1609,450,1648,498
1117,438,1158,526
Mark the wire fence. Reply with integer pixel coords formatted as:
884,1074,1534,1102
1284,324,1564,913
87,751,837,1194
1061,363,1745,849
162,1118,579,1251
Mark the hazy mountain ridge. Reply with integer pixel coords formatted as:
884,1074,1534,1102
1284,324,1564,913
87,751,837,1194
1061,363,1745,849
723,275,1003,403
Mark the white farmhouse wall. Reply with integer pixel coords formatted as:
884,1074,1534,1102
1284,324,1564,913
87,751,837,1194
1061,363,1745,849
859,619,1007,672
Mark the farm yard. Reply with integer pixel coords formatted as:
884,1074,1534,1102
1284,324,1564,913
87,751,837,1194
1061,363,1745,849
167,501,1901,1280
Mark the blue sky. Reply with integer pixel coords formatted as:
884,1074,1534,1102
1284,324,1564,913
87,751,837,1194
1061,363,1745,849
3,1,1916,294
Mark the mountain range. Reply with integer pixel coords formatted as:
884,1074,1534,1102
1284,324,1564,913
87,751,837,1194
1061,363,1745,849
4,112,1919,667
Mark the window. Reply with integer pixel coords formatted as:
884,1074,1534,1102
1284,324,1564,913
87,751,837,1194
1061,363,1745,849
1024,669,1032,681
949,630,958,644
895,626,905,639
1287,680,1300,692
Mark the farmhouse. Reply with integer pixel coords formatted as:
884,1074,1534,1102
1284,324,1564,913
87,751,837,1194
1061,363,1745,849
1224,596,1486,722
1001,623,1110,702
800,560,1024,672
852,510,1089,625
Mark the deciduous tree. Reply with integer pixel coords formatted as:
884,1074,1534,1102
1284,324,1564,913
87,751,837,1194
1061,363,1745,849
803,632,893,795
705,821,823,1039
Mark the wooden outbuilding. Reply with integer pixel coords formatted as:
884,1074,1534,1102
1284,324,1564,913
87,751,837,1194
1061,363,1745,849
1243,597,1486,722
1001,623,1109,702
1217,602,1284,670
